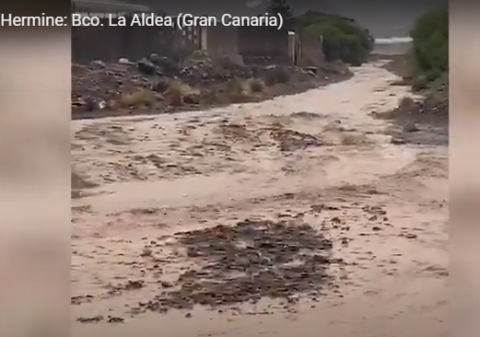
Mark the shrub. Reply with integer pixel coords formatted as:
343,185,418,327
120,90,155,108
190,49,210,61
301,15,373,66
398,96,417,111
263,67,291,86
225,79,250,102
226,79,244,93
164,80,193,106
410,8,448,81
411,76,428,92
248,79,265,93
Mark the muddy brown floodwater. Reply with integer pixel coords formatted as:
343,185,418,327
71,61,448,337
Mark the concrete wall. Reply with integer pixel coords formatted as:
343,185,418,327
238,26,290,65
295,31,325,67
73,20,324,68
199,26,292,66
201,26,240,62
72,16,200,63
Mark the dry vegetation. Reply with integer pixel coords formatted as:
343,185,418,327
119,90,157,108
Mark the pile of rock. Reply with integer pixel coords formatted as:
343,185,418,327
72,51,341,116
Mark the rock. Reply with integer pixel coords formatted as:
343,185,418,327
97,100,107,110
84,97,106,111
118,57,132,65
76,315,104,323
137,57,157,76
106,316,125,323
90,60,106,69
291,111,323,120
402,233,417,239
183,92,200,105
154,56,179,75
403,123,419,132
124,280,145,290
140,247,152,257
305,66,317,74
160,281,172,288
390,137,406,144
149,53,161,64
84,97,97,111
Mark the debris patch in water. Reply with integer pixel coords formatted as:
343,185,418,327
135,219,337,313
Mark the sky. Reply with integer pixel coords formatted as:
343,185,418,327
106,0,448,37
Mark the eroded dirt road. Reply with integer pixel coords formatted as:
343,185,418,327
71,62,448,337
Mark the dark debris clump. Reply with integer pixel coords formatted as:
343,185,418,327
136,219,337,313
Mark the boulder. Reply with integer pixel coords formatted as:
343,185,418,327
90,60,106,69
183,92,201,105
118,57,133,65
137,57,157,76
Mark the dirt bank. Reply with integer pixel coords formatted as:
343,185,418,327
72,60,447,337
372,55,448,146
72,55,351,120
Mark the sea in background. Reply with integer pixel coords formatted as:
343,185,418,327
373,37,413,55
